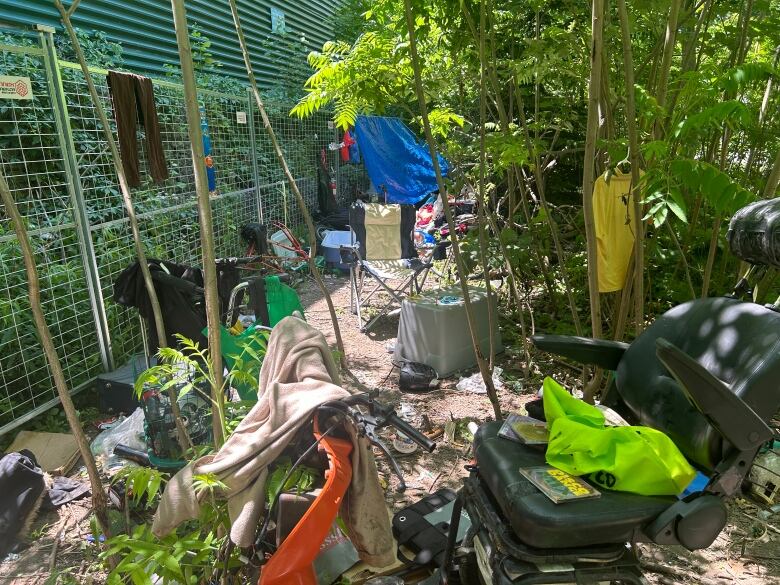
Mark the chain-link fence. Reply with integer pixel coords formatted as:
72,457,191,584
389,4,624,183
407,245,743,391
0,28,364,434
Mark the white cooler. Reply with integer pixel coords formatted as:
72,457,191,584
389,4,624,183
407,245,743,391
394,285,502,376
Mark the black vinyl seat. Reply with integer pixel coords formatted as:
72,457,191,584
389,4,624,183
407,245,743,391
474,422,675,549
473,297,780,552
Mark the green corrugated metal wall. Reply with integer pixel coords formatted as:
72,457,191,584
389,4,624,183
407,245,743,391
0,0,340,85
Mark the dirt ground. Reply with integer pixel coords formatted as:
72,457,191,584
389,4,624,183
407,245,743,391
2,272,778,584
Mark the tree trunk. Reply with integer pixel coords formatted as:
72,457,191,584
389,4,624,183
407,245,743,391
478,0,497,369
582,0,605,341
0,169,114,555
227,0,348,371
56,0,190,452
462,2,581,332
654,0,681,139
667,0,713,115
764,149,780,199
403,0,502,420
512,94,584,335
701,214,722,297
171,0,226,446
617,0,646,335
746,47,780,180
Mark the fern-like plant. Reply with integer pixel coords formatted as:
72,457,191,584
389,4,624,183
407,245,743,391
134,331,270,442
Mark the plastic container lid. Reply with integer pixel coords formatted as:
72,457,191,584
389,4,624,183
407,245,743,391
321,230,354,248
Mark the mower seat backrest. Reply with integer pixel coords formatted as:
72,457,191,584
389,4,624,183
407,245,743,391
616,297,780,471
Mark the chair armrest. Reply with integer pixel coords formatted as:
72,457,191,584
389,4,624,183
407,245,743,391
531,335,629,370
655,338,773,451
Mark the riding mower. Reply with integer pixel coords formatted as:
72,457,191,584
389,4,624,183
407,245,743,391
439,198,780,584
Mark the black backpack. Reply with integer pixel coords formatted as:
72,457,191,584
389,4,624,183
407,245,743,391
0,450,46,557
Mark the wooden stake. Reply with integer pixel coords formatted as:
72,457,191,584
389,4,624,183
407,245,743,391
403,0,502,420
582,0,605,341
170,0,225,446
227,0,347,367
654,0,682,139
0,168,114,563
54,0,191,452
764,149,780,199
617,0,645,335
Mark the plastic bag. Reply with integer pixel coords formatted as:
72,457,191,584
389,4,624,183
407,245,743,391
456,367,503,394
90,407,146,459
543,377,696,496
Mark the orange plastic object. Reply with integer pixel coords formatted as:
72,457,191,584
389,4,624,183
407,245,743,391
259,421,354,585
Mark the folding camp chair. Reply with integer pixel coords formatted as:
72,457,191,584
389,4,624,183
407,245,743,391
344,201,432,332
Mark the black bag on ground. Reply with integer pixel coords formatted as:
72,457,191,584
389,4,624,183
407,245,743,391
0,450,46,558
392,488,469,567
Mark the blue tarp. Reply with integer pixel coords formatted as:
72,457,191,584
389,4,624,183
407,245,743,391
354,115,449,205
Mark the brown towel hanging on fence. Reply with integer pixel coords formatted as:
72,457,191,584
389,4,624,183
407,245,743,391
107,70,168,187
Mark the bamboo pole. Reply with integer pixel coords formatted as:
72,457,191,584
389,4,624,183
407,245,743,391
170,0,225,447
54,0,191,452
403,0,502,420
654,0,681,139
477,0,497,370
227,0,347,367
764,149,780,199
0,169,114,553
582,0,605,341
617,0,645,335
702,0,753,298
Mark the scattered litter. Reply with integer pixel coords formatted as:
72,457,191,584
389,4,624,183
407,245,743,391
44,476,90,510
7,431,80,475
444,418,476,445
748,449,780,505
84,534,106,544
95,416,121,431
90,407,146,468
444,420,458,444
392,403,419,454
456,367,504,394
417,467,436,484
385,341,396,353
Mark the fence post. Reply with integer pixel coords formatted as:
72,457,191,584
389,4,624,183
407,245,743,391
247,87,263,223
38,26,114,372
332,120,340,205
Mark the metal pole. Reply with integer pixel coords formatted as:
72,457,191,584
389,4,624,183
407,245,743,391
38,25,114,372
333,122,340,205
247,87,263,223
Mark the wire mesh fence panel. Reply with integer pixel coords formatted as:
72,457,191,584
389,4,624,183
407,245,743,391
60,62,260,369
0,36,103,432
0,30,360,433
252,104,339,236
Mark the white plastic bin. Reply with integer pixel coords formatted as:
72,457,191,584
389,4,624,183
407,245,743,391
320,230,353,270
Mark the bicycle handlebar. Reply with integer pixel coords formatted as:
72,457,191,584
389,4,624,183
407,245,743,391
386,411,437,453
338,393,437,453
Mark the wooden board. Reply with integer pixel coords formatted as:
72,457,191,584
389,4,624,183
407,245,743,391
7,431,80,475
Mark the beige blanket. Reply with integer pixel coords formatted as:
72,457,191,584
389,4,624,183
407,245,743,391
152,316,395,567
